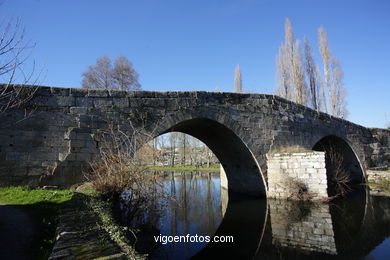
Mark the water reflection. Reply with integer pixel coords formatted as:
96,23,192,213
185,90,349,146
269,199,337,255
120,172,390,260
150,172,224,260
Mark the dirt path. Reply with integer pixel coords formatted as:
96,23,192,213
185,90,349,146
0,204,34,260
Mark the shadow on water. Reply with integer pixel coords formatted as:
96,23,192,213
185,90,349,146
119,172,390,260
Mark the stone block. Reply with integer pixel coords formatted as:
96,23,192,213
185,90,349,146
93,98,113,107
108,89,128,97
35,86,52,96
51,87,70,96
29,152,57,161
28,167,44,176
56,96,76,107
87,89,109,97
324,228,334,236
112,98,129,108
317,168,327,175
0,166,27,176
74,133,92,140
75,97,93,107
69,88,88,97
5,152,27,161
70,140,85,148
70,107,88,114
76,153,92,161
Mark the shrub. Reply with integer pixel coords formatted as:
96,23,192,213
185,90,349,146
86,125,164,226
326,145,352,198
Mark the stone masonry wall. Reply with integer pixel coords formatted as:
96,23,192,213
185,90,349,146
267,152,328,200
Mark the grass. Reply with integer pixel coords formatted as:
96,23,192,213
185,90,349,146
0,186,73,259
367,179,390,191
0,186,73,205
147,164,220,172
270,145,315,154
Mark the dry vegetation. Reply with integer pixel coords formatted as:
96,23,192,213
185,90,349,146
286,177,315,201
326,145,352,198
85,125,164,225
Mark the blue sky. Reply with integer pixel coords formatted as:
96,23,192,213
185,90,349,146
1,0,389,128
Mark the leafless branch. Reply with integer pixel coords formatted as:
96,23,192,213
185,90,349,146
0,18,41,123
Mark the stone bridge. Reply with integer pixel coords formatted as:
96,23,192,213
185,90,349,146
0,85,389,197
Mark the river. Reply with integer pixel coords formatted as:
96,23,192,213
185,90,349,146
119,172,390,260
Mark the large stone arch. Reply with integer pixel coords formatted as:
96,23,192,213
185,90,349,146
146,111,267,197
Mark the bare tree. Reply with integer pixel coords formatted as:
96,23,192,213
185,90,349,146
330,57,348,118
304,36,327,112
275,19,348,118
315,63,327,113
169,132,178,166
275,18,307,105
292,39,307,105
276,18,293,100
304,37,318,110
318,27,331,113
82,56,112,89
178,133,188,165
0,18,39,117
276,45,291,99
234,64,243,92
82,56,141,90
113,56,141,90
318,27,348,118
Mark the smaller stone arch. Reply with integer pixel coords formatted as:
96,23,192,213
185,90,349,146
312,135,366,197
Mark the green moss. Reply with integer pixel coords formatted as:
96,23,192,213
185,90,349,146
86,194,145,259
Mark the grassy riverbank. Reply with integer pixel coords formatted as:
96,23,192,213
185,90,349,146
0,186,73,259
147,164,220,172
367,179,390,191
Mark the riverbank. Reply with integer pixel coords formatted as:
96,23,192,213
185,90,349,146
367,169,390,196
0,186,73,259
49,190,142,259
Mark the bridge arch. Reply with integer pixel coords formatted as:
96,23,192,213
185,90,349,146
312,135,366,197
150,117,267,197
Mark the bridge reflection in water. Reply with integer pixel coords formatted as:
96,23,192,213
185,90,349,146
268,200,336,255
121,172,390,260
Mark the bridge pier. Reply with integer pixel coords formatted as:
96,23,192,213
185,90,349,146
267,152,328,200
